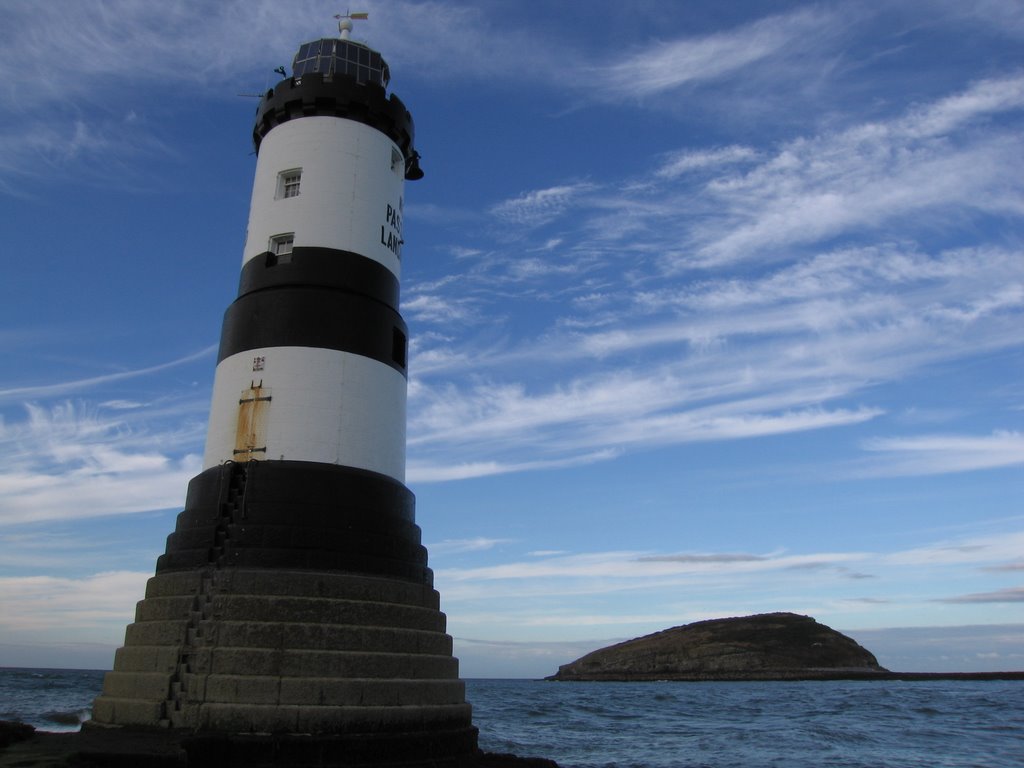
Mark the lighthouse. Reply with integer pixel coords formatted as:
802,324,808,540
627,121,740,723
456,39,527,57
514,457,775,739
91,17,478,765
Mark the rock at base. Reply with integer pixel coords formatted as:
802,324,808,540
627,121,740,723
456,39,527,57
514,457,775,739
0,721,35,749
547,612,887,681
0,723,559,768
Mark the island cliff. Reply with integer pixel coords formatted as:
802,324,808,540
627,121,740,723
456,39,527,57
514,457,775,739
547,613,887,681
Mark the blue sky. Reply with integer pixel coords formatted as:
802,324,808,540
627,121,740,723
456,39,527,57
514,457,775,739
1,0,1022,678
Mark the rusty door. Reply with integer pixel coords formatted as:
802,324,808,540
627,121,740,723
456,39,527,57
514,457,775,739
234,381,271,460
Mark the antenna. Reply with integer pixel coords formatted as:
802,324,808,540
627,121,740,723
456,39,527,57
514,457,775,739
334,11,369,40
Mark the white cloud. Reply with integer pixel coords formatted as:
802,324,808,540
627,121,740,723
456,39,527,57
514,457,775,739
656,145,759,179
0,401,202,525
409,245,1021,478
939,587,1024,604
592,7,840,98
884,530,1024,567
408,335,888,475
902,72,1024,138
0,1,296,191
408,449,618,483
0,571,147,639
490,184,595,227
687,74,1024,266
427,537,516,555
436,549,866,584
372,1,573,84
943,0,1024,39
859,430,1024,476
0,346,216,402
403,293,477,324
0,0,315,99
407,69,1023,483
0,530,158,572
454,636,611,678
442,75,1023,277
425,527,1024,657
848,623,1024,673
99,400,145,411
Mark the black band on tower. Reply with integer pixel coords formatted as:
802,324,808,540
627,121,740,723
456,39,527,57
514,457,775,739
253,73,416,167
240,247,401,310
217,286,408,375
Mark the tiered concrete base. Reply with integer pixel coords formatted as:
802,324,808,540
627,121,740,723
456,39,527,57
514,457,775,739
92,568,476,765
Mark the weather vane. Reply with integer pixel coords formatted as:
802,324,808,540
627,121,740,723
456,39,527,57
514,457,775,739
334,10,369,39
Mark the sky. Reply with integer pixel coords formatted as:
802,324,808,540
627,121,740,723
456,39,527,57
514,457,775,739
0,0,1022,679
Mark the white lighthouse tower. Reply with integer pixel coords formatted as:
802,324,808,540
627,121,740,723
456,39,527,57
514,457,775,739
92,17,477,766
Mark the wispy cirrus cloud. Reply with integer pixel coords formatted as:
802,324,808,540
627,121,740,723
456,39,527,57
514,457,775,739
902,69,1024,138
0,111,182,196
0,401,201,525
858,430,1024,476
407,66,1023,483
428,530,1024,646
408,449,618,483
0,571,147,642
407,239,1021,480
408,351,883,474
0,0,315,102
0,340,211,526
427,537,516,555
436,549,866,586
0,530,156,573
0,0,315,193
490,183,595,227
685,74,1024,267
590,7,844,99
0,345,216,402
884,531,1024,568
845,622,1024,673
453,636,611,679
939,587,1024,604
0,0,863,194
940,0,1024,39
402,293,478,324
656,145,759,179
984,562,1024,572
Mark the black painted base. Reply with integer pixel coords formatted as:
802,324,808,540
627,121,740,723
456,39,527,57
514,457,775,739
158,461,431,585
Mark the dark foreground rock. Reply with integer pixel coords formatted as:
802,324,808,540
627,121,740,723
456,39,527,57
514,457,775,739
547,612,887,681
0,721,35,749
0,723,559,768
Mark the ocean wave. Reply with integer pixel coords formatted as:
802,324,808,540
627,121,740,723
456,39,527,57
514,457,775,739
40,709,90,730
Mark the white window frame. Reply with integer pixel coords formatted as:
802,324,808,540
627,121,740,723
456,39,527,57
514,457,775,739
269,233,294,255
276,168,302,199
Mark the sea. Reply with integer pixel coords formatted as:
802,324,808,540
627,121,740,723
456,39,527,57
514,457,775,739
1,669,1022,767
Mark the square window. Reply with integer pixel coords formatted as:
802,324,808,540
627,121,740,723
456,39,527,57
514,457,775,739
270,233,294,256
277,168,301,199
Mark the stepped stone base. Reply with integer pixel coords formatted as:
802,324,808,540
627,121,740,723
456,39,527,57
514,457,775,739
91,568,476,764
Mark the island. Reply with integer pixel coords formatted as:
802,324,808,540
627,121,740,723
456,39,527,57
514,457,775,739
546,612,1024,682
